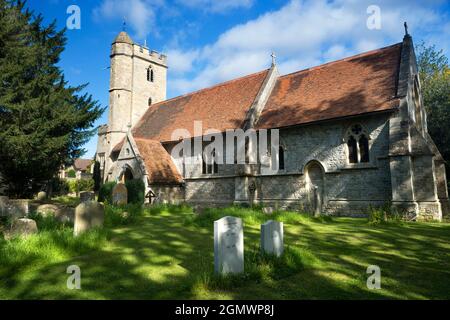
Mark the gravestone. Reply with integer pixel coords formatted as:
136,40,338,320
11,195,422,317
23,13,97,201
7,199,29,218
80,191,95,203
35,203,74,223
112,183,128,205
214,216,244,274
0,196,8,216
36,191,47,201
262,207,275,214
261,220,284,257
6,218,38,239
74,201,104,236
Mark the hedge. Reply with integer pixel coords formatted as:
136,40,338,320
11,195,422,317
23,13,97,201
125,179,145,205
98,181,116,204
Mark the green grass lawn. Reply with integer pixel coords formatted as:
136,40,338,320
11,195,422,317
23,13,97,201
1,204,449,299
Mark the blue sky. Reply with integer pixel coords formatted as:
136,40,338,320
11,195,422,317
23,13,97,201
27,0,450,158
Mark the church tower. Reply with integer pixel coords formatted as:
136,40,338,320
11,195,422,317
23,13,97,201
97,31,168,181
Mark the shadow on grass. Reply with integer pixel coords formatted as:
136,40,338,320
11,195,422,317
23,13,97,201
1,206,450,299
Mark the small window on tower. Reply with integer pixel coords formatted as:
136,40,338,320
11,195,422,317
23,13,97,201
147,67,154,82
148,97,152,106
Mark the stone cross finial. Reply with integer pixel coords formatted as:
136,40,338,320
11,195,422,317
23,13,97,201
271,52,276,66
123,17,127,31
404,21,409,36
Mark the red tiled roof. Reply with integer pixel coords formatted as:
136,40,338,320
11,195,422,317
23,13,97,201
73,159,92,171
134,138,183,184
132,69,269,142
112,43,403,185
255,43,402,129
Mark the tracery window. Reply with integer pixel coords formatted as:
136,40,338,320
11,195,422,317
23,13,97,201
346,124,370,163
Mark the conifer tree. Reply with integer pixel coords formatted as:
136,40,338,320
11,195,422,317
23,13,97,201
0,1,104,197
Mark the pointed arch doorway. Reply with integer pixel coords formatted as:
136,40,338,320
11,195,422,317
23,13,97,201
119,165,134,183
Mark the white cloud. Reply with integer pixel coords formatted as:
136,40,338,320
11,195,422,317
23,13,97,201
166,49,200,74
177,0,254,13
93,0,156,40
167,0,450,96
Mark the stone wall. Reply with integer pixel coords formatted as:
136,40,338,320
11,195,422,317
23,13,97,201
185,177,235,207
151,185,184,204
174,113,395,216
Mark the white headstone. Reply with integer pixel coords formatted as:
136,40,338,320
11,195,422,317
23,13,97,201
261,220,284,257
214,216,244,274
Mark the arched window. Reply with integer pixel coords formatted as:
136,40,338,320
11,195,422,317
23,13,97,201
279,145,285,170
147,67,154,82
346,124,370,164
347,136,358,163
358,135,369,163
148,97,152,106
202,146,218,174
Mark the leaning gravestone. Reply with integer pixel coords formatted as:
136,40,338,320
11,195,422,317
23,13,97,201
80,191,95,203
74,201,105,236
261,220,284,257
5,218,38,239
112,183,128,205
214,216,244,274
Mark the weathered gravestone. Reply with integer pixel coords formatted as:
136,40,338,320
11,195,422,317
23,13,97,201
112,183,128,205
261,220,284,257
7,199,29,218
80,191,95,203
5,218,38,239
74,201,105,236
0,196,8,216
214,216,244,274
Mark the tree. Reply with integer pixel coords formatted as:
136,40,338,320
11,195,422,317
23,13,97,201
92,161,101,192
0,1,104,197
416,42,450,187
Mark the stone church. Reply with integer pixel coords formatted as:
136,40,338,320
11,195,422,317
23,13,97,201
95,29,449,221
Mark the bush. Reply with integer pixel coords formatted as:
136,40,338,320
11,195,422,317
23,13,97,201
125,179,145,204
67,169,76,178
67,179,94,195
93,161,101,192
49,177,69,195
77,179,94,192
367,203,403,225
98,181,116,203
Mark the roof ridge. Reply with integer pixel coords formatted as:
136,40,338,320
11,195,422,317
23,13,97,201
149,69,270,108
280,42,402,79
